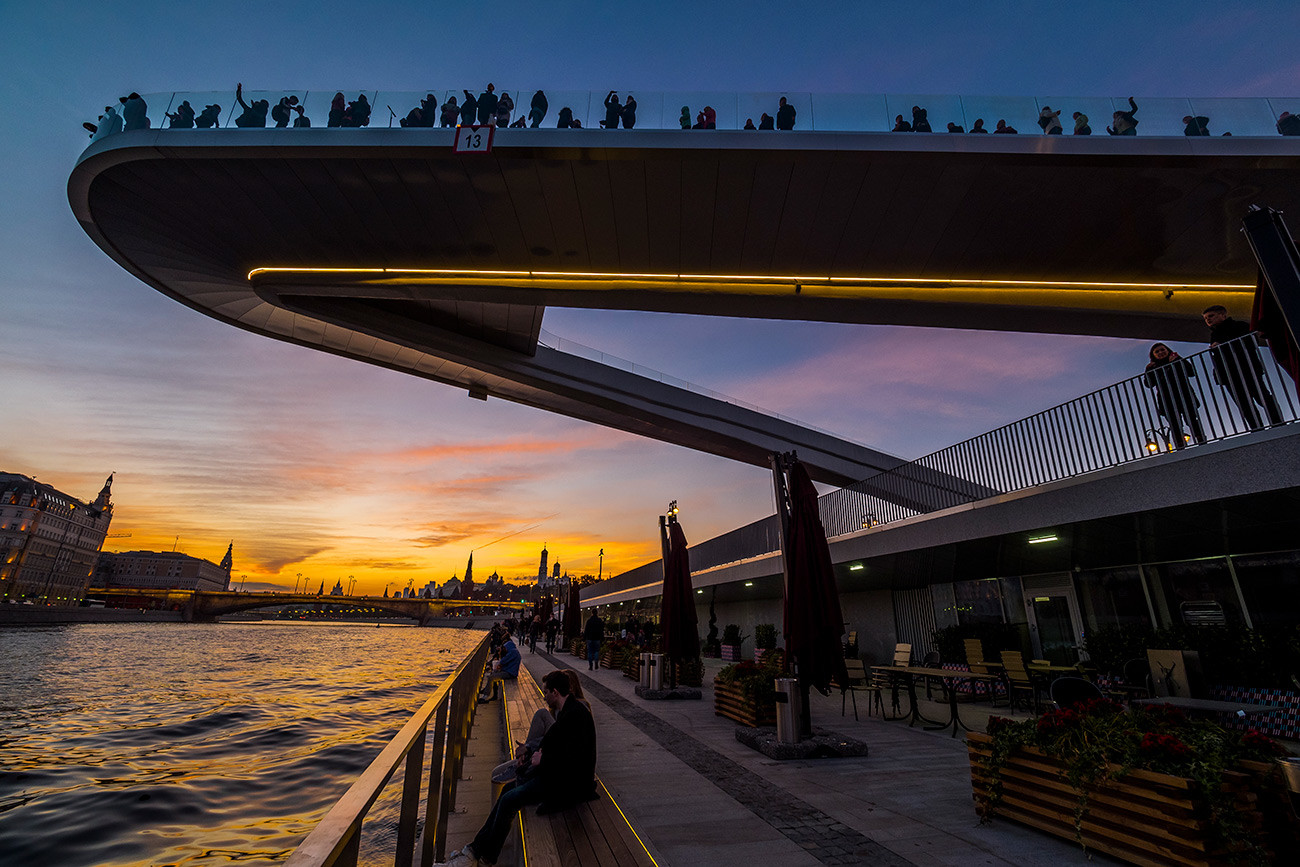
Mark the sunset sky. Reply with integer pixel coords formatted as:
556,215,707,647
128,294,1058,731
3,1,1297,594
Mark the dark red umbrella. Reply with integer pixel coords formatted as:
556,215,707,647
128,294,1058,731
539,592,554,623
563,580,582,640
660,518,700,685
783,458,848,701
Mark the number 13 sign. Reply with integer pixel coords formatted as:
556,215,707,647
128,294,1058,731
454,124,494,155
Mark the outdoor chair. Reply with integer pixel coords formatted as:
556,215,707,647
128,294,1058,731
1106,657,1152,703
866,666,899,718
834,658,873,720
892,642,912,667
1049,676,1103,710
963,637,1001,705
1000,650,1043,714
921,650,943,699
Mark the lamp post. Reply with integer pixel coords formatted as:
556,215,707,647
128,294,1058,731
347,575,356,595
597,548,604,582
295,572,303,594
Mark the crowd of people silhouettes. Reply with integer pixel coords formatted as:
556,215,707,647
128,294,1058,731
84,87,1300,139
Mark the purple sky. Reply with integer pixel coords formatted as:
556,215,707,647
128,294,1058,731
3,1,1297,592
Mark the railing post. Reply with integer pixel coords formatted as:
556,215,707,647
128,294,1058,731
394,723,427,867
421,700,451,866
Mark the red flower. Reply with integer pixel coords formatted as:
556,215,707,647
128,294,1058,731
1139,731,1191,761
1241,729,1284,756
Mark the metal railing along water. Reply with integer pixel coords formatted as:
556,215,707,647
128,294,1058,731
663,334,1298,578
285,632,491,867
86,90,1300,140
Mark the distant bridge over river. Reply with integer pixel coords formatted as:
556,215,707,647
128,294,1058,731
87,587,527,625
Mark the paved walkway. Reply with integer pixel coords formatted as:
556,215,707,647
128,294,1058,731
521,652,1115,867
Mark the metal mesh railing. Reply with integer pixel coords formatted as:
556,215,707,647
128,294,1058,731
675,333,1297,575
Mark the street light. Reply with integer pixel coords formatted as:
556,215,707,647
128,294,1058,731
295,572,303,594
347,575,356,595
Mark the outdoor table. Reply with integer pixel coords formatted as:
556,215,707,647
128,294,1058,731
871,665,1003,738
1131,696,1282,717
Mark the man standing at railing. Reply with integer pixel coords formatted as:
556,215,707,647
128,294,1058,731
450,670,597,867
1203,305,1284,430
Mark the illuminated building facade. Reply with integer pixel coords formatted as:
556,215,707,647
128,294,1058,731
96,543,232,592
0,472,115,606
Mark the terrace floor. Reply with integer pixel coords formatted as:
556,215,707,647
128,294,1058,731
512,652,1121,867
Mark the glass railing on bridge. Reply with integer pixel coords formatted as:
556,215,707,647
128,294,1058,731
85,90,1300,141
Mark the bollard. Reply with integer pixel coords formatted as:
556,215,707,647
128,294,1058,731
649,653,664,691
775,678,802,744
639,653,651,689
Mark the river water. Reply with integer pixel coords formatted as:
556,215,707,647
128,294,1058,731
0,622,484,866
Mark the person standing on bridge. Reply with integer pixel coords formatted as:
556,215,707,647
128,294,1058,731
529,90,548,127
1108,97,1139,135
911,105,931,132
451,669,597,867
1038,106,1063,134
602,91,622,129
1144,343,1206,449
583,610,604,670
1203,305,1284,431
1072,111,1091,135
477,84,498,126
1183,114,1211,136
776,96,796,130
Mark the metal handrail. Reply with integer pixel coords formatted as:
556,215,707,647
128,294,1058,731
818,332,1297,536
285,632,491,867
634,333,1298,578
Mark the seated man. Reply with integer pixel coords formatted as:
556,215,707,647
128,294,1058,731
478,633,520,702
450,670,597,866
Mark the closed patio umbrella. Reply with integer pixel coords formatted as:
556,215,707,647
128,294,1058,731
563,580,582,641
778,454,848,737
660,516,700,688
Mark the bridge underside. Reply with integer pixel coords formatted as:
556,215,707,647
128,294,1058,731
70,128,1300,485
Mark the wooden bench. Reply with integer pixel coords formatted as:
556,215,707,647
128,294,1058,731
499,669,656,867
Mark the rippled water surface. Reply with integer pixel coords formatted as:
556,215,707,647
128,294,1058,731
0,622,484,866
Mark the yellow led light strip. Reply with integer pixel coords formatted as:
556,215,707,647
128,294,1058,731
248,265,1252,292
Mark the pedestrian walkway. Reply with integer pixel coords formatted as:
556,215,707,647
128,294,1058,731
523,653,1115,867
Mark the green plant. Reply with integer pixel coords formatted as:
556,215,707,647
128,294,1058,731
717,649,787,704
675,658,704,687
1083,623,1300,689
980,700,1284,861
721,623,747,648
754,623,777,650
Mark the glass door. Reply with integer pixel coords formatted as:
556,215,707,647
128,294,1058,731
1022,576,1084,665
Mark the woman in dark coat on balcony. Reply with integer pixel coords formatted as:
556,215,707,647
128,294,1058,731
1144,343,1206,448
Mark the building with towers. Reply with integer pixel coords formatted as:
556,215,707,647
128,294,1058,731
0,472,115,606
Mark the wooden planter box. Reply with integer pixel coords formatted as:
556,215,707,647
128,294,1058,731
754,647,774,665
713,677,777,727
720,644,742,662
967,731,1275,866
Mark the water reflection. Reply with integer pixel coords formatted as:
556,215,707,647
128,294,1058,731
0,622,482,866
